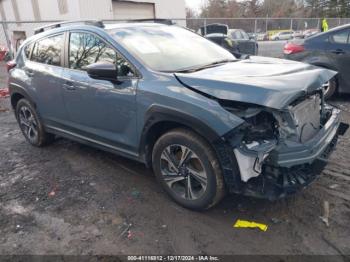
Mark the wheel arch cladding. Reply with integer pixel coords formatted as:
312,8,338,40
11,93,25,109
10,86,36,110
140,106,223,166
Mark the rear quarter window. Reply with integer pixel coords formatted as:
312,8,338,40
31,34,64,66
24,43,34,59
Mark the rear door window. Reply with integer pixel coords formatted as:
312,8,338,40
31,34,63,66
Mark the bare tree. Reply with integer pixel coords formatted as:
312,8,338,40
197,0,350,18
186,7,197,18
240,0,261,17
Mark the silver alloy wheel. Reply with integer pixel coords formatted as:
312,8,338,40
160,145,208,200
18,106,39,143
322,81,330,97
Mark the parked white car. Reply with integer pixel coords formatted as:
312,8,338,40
303,29,320,38
293,31,304,39
271,31,294,41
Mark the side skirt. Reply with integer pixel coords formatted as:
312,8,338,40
46,126,144,164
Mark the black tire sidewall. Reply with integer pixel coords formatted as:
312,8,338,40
152,130,220,210
16,99,46,146
324,77,337,100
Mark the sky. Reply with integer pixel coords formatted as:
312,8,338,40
185,0,207,13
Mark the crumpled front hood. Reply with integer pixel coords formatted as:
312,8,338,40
175,56,337,109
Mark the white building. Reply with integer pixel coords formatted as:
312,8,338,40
0,0,186,48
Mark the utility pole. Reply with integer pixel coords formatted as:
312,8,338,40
2,22,11,49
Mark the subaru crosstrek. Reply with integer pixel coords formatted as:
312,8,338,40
8,21,348,210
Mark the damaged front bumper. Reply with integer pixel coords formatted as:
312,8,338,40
232,108,349,200
275,108,342,168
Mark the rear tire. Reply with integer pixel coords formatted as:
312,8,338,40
152,128,225,210
15,99,55,147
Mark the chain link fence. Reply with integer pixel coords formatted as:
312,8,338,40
0,17,349,53
0,61,10,112
184,18,350,34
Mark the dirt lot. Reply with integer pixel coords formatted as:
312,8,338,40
1,64,350,257
258,40,287,58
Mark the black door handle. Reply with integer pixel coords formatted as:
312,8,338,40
331,49,345,55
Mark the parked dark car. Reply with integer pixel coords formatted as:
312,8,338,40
204,33,245,58
7,21,347,210
284,24,350,99
247,33,257,40
201,23,258,55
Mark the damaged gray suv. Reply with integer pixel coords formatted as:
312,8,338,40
8,21,348,210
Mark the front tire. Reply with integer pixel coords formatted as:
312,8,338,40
152,128,225,210
15,99,54,147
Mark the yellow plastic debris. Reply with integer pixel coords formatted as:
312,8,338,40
233,219,268,232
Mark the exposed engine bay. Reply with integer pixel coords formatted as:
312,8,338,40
274,95,322,143
221,92,335,185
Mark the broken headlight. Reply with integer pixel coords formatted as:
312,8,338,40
221,101,279,182
243,111,278,143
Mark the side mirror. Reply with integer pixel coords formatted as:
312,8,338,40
86,62,119,82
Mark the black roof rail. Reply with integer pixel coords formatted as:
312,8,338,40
34,20,105,34
128,19,175,25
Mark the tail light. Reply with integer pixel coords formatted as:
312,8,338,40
6,60,17,72
284,43,305,55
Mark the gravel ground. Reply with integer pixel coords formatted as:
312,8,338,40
1,64,350,257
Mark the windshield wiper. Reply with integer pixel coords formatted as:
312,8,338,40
170,59,238,73
204,59,238,67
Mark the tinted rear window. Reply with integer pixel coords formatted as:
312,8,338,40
241,30,249,40
31,34,63,66
231,31,242,39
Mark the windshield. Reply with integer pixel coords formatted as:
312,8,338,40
109,25,236,72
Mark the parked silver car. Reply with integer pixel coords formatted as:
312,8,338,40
271,31,295,41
